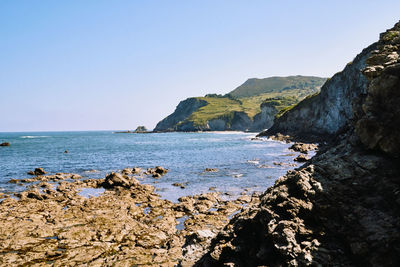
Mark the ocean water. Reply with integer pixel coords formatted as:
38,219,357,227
0,131,301,201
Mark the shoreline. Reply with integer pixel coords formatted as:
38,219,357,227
0,142,317,265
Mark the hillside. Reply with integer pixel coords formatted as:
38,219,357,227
229,75,327,98
154,76,327,132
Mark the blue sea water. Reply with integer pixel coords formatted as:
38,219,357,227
0,131,300,201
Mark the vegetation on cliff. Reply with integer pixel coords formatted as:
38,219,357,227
229,75,327,98
154,76,327,131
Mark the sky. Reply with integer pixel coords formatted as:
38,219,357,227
1,0,399,132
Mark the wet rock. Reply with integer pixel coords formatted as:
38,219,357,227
0,142,10,146
268,133,292,143
154,166,168,175
172,182,187,189
26,189,44,200
132,167,142,174
294,154,309,162
204,168,218,172
27,168,47,176
145,166,168,177
289,142,318,154
122,168,133,174
102,172,138,188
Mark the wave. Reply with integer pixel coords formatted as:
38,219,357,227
208,131,254,135
20,136,50,139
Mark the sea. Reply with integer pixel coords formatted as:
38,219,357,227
0,131,302,202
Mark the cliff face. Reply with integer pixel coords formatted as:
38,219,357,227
258,43,378,142
196,22,400,266
250,102,280,131
153,97,255,132
153,98,208,132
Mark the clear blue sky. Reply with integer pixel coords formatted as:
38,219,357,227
1,0,399,132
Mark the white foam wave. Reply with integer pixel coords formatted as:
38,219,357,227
20,136,49,139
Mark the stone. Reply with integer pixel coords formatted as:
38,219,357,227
0,142,10,146
294,154,309,162
204,168,218,172
103,172,137,188
289,142,318,154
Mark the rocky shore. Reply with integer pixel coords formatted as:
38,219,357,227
195,21,400,266
0,168,258,266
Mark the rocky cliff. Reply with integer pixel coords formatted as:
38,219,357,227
154,76,326,132
196,21,400,266
258,43,378,142
154,98,208,132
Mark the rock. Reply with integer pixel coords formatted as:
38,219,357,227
152,173,162,179
154,166,168,175
122,168,133,174
103,172,138,188
64,150,68,153
132,167,142,174
289,142,318,154
0,142,10,146
204,168,218,172
294,154,309,162
134,126,148,133
27,168,47,176
267,133,292,143
172,183,187,189
26,189,44,200
258,40,378,143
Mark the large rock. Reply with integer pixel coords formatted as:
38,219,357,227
27,168,47,176
103,172,138,188
197,21,400,266
0,142,10,146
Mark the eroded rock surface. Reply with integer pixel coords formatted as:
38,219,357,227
0,170,250,266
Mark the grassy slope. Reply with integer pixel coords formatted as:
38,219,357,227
229,76,327,98
180,76,327,127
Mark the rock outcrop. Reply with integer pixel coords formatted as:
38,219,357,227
197,21,400,266
154,98,208,132
250,101,281,131
258,42,378,142
0,170,252,266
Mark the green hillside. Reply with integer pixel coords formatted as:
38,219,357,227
155,75,327,131
185,76,326,127
229,76,327,98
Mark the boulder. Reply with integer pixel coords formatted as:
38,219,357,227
204,168,218,172
103,172,138,188
27,168,47,176
154,166,168,175
294,154,309,162
289,142,318,154
0,142,10,146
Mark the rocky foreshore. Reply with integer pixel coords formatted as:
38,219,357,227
0,168,258,266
